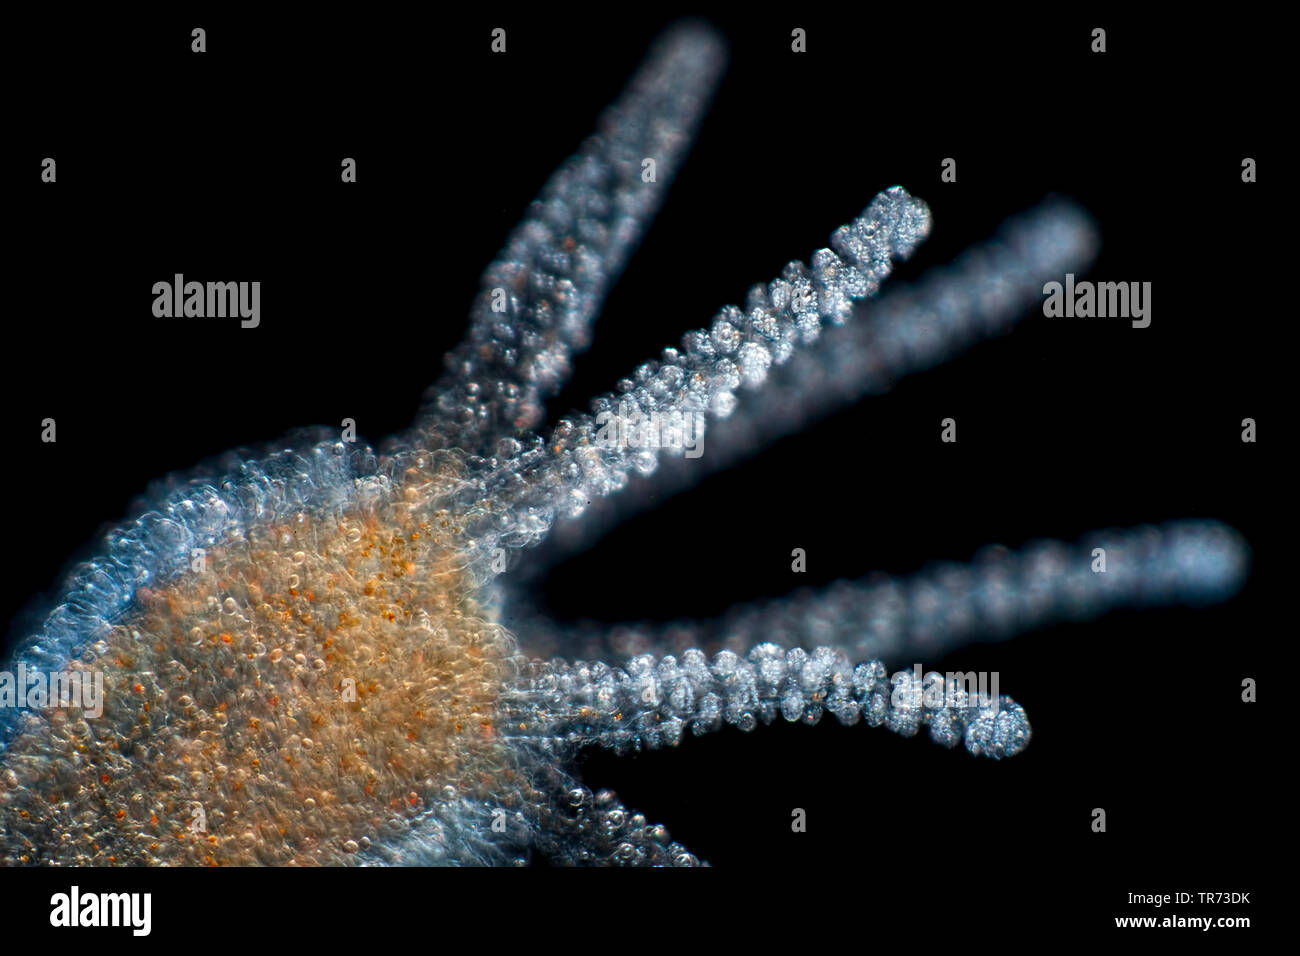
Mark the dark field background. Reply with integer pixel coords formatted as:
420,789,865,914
3,7,1280,941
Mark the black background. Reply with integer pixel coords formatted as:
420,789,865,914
2,6,1279,942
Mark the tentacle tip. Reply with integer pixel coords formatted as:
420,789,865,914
878,185,933,258
963,697,1032,759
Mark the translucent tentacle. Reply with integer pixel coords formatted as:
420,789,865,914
506,197,1099,581
508,645,1031,760
416,22,727,453
509,520,1249,663
486,186,932,554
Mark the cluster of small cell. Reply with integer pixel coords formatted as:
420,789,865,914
510,643,1031,760
1,453,520,865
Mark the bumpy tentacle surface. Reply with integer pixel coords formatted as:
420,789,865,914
510,196,1101,578
417,23,726,453
510,520,1249,663
511,185,933,523
509,647,1033,759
